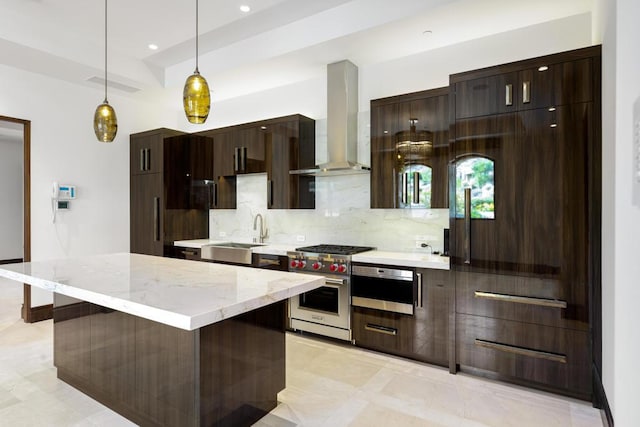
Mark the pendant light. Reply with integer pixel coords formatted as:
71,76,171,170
93,0,118,143
183,0,210,124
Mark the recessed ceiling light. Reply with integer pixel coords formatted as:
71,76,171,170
148,44,158,51
422,30,433,36
240,5,251,13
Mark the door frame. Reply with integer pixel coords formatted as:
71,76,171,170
0,115,33,322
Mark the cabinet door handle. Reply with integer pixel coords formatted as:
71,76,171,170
213,182,218,208
412,171,420,204
267,179,273,208
234,147,240,172
522,80,531,104
139,149,145,171
401,172,408,204
464,187,471,264
474,339,567,363
505,83,513,106
146,149,151,171
241,146,247,172
153,197,160,241
416,273,423,308
474,291,567,308
365,324,397,336
392,167,397,208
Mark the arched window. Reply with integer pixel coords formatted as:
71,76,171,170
455,156,495,219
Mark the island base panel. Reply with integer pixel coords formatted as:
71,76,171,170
54,294,286,426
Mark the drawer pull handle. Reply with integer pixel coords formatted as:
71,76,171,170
474,291,567,308
365,324,397,336
474,339,567,363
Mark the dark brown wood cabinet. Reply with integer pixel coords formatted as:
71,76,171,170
413,268,450,366
352,267,450,367
370,88,449,209
130,129,211,256
196,114,316,210
265,117,315,209
449,46,601,400
454,55,595,119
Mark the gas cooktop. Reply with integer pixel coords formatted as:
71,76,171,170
294,244,375,256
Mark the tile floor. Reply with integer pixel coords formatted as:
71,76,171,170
0,277,604,426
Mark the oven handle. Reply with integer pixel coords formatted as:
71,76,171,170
324,277,345,286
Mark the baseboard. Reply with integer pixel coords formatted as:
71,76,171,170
26,304,53,323
593,365,614,426
0,258,23,265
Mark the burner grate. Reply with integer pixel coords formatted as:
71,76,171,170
294,244,375,255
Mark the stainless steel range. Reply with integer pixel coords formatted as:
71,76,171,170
288,244,375,341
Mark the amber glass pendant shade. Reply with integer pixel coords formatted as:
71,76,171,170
94,0,117,143
183,70,210,124
93,100,118,142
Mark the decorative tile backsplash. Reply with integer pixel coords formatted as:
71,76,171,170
209,173,449,253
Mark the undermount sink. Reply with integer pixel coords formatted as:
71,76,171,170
201,242,265,265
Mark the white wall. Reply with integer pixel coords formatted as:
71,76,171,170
0,136,23,260
598,0,640,424
0,64,177,306
206,14,593,253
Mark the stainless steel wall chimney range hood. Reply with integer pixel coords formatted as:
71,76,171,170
290,60,370,176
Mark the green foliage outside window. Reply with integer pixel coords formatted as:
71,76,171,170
455,157,495,219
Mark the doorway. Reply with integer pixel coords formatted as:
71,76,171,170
0,116,33,322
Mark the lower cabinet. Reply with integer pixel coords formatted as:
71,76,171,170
252,253,288,270
352,268,450,367
456,313,591,399
165,246,201,261
352,306,413,355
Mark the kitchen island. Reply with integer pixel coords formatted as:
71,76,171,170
0,253,324,426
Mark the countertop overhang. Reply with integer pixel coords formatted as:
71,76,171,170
0,253,324,331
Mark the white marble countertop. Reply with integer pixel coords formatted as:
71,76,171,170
351,251,450,270
0,253,323,331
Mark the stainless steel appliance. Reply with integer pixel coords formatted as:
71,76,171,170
288,244,374,341
351,265,416,315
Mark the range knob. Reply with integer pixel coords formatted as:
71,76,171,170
312,261,323,270
290,259,306,269
329,263,348,273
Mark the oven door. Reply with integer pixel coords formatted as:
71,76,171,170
290,276,349,330
351,265,415,315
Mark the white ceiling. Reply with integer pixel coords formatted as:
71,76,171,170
0,0,593,101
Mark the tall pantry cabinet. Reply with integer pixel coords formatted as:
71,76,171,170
449,46,601,400
130,129,213,256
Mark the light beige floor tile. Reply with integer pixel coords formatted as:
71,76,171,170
0,278,603,427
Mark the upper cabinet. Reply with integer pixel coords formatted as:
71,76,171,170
265,116,316,209
453,55,594,119
130,128,184,175
195,114,316,210
370,88,449,209
163,134,214,210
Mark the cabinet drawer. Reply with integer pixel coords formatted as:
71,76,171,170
455,271,588,330
352,307,411,355
456,313,590,397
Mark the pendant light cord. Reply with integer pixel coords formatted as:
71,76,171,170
104,0,108,102
195,0,199,73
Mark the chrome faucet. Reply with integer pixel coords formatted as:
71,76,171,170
253,213,268,243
